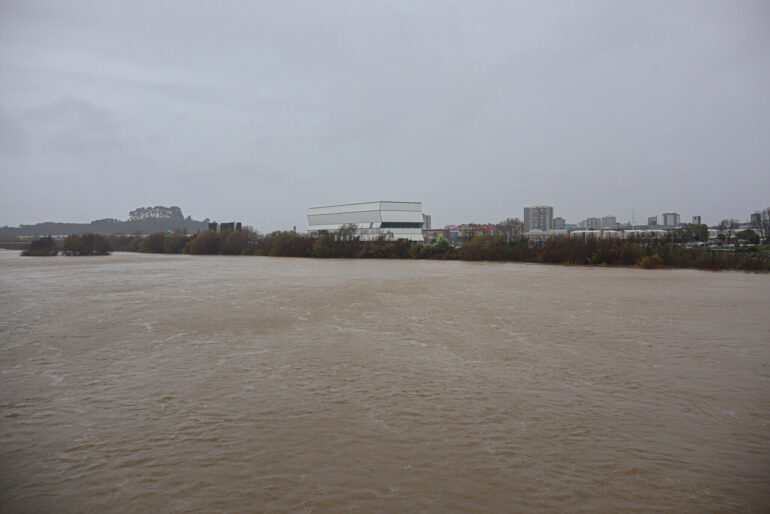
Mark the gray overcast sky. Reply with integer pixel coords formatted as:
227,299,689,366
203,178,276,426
1,0,768,230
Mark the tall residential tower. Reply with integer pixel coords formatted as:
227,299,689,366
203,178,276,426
523,205,554,232
662,212,681,227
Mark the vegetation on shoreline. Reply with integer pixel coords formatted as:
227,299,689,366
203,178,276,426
61,233,111,256
20,228,770,271
20,236,58,256
20,234,112,256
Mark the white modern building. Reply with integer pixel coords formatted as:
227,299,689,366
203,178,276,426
307,201,426,242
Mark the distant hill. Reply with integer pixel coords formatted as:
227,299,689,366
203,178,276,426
0,206,210,236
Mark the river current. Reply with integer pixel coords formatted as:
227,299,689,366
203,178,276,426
1,251,768,512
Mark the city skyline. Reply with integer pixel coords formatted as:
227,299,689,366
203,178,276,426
0,198,763,233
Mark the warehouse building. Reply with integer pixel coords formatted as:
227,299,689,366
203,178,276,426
307,201,426,242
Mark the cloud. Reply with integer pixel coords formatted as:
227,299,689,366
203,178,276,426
1,1,769,228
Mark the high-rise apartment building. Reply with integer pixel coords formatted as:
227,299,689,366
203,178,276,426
601,216,617,229
523,205,554,231
692,216,701,225
552,217,566,230
648,216,658,227
662,212,680,227
586,217,602,230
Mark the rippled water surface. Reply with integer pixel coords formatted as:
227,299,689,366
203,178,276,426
1,251,769,512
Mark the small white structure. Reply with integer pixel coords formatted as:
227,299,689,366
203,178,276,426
523,229,568,240
570,230,619,239
621,229,667,239
307,201,425,242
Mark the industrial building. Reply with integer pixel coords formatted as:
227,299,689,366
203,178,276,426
307,201,426,242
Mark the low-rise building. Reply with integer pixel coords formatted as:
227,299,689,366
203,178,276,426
523,229,568,240
620,229,667,239
570,230,619,239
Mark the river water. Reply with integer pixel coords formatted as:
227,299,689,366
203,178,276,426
1,251,768,512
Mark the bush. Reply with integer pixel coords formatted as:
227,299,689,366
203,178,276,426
459,234,507,261
268,231,312,257
140,232,166,253
186,230,222,254
164,234,188,254
21,236,58,256
738,255,766,271
638,254,663,269
61,233,110,256
694,252,715,269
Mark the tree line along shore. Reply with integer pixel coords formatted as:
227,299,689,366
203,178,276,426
17,227,770,272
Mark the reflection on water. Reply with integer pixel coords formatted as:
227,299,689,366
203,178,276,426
1,251,769,512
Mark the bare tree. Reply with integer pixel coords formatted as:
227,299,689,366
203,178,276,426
335,223,359,243
499,217,524,242
759,207,770,243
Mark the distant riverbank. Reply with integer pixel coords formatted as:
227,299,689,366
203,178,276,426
18,230,770,272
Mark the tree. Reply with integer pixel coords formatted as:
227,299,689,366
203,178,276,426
669,223,709,243
61,234,88,255
736,229,760,245
221,228,260,255
129,205,184,220
21,236,58,256
758,207,770,243
335,223,359,243
719,218,740,229
186,230,221,254
140,232,166,253
60,233,110,255
459,234,507,261
498,218,524,241
164,234,188,253
82,233,111,255
268,231,312,257
718,218,740,245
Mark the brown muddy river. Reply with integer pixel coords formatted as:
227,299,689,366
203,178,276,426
1,251,769,512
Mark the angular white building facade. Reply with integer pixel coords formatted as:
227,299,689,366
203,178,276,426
307,201,425,242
